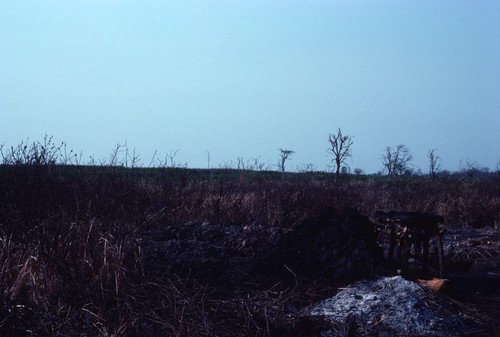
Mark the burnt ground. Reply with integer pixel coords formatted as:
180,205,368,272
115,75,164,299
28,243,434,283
139,208,388,336
138,208,500,336
442,228,500,333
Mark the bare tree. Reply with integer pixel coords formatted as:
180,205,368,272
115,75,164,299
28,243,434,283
382,144,413,176
428,148,441,180
279,149,294,173
328,128,354,180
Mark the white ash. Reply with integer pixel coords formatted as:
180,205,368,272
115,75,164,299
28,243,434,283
309,276,475,337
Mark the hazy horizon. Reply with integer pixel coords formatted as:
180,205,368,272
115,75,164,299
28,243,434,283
1,1,499,173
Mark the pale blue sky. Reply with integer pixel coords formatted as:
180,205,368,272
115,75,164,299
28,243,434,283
1,1,499,173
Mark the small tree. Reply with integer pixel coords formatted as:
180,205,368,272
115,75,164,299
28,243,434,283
382,144,413,176
428,148,441,180
354,168,364,175
279,149,294,173
328,128,354,180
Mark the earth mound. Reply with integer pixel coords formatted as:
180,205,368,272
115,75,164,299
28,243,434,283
141,207,387,288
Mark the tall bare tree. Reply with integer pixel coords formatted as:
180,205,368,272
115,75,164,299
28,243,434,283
328,128,354,180
382,144,413,176
428,148,441,180
279,149,294,173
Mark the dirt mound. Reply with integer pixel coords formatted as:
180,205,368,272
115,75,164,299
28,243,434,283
254,208,386,285
141,208,386,288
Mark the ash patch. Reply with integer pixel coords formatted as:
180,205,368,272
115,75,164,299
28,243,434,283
310,276,480,337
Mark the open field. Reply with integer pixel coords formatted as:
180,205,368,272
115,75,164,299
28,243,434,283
0,162,499,336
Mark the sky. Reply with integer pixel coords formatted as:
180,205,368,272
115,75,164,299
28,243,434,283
1,0,499,173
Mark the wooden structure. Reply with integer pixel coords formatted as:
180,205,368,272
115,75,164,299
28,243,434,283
375,211,445,277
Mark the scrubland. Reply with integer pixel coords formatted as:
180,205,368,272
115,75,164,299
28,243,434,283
0,141,499,336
